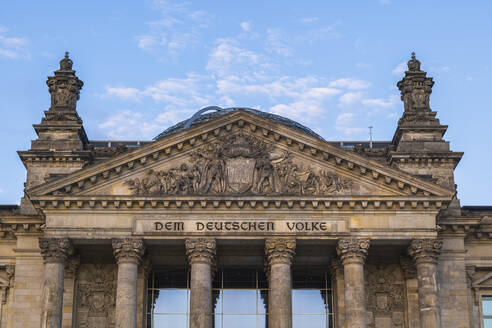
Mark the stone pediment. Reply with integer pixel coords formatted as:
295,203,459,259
27,110,453,211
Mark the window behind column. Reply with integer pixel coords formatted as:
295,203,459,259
484,296,492,328
213,268,268,328
293,270,333,328
147,269,190,328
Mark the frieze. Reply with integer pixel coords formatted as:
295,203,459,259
125,133,352,196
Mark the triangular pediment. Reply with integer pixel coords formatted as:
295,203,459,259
27,110,453,211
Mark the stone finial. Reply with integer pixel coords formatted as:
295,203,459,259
112,238,145,264
185,238,216,265
336,238,370,264
39,238,74,264
407,239,442,264
59,51,73,71
397,53,434,113
264,238,296,266
407,52,421,71
46,52,84,112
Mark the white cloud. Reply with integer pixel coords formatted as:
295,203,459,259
0,26,29,59
135,1,210,56
105,87,141,101
335,113,366,135
240,21,252,32
392,62,406,75
339,92,364,106
362,95,399,108
300,17,319,24
98,110,161,139
269,100,324,124
266,28,292,57
207,38,263,76
329,78,371,90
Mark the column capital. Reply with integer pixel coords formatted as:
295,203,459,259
112,238,145,264
39,237,74,264
265,238,296,266
336,238,370,265
185,238,216,266
407,238,442,264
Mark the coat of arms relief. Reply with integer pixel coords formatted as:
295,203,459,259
125,133,352,196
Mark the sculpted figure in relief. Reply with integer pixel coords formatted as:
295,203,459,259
126,133,353,196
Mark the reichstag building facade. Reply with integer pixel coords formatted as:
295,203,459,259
0,53,490,328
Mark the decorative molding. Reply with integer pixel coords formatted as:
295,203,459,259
39,237,74,264
112,238,145,264
336,238,370,264
407,238,442,264
264,238,296,266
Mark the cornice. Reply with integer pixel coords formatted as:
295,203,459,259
28,195,449,212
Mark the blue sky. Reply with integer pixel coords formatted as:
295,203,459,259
0,0,491,205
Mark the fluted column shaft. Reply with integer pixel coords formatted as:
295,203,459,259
265,238,296,328
39,238,74,328
408,238,442,328
337,238,370,328
113,238,145,328
186,238,216,328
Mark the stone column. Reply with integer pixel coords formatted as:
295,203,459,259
265,238,296,328
112,238,145,328
408,238,442,328
39,237,74,328
330,259,345,328
186,238,216,328
336,238,370,328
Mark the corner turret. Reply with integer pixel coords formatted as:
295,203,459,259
17,53,92,213
389,53,463,193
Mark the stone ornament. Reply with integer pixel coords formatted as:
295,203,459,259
185,238,216,265
46,52,84,112
126,133,352,196
336,238,370,264
76,263,117,326
397,52,434,113
407,238,442,264
365,264,405,328
265,238,296,266
39,237,74,264
112,238,145,264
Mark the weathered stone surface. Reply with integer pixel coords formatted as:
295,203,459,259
337,238,370,328
408,239,442,328
186,238,216,328
265,238,296,328
39,238,73,328
113,238,145,328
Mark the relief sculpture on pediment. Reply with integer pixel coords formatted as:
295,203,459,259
125,133,353,196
